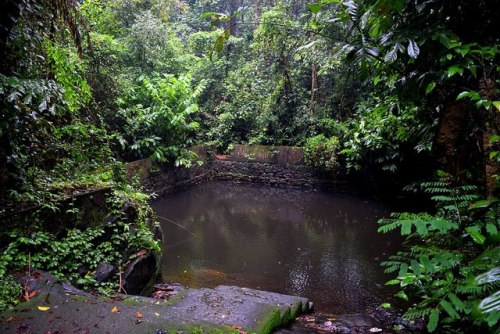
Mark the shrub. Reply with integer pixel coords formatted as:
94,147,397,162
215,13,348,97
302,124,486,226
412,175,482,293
378,172,500,332
304,134,340,172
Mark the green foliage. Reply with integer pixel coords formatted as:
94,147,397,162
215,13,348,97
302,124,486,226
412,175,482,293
44,40,92,111
0,275,22,311
126,10,185,74
341,96,434,172
0,187,159,310
115,73,205,165
304,134,340,172
378,173,500,332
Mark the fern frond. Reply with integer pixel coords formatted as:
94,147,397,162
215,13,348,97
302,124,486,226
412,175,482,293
404,307,432,320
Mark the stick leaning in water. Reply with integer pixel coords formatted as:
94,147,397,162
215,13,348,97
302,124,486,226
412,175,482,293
156,215,196,237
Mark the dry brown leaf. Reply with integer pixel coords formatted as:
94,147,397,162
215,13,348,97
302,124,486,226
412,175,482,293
136,249,148,257
136,311,143,318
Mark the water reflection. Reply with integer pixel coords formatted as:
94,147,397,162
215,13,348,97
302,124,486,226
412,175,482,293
153,181,400,313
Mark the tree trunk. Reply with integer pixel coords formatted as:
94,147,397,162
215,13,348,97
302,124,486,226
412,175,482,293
310,61,318,114
479,78,500,197
434,101,468,176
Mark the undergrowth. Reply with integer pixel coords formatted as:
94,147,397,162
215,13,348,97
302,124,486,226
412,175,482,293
0,180,160,311
379,171,500,332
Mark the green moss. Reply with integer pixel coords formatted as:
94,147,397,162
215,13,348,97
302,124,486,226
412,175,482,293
250,306,282,334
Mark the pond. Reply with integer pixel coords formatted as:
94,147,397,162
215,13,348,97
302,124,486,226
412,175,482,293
153,181,401,314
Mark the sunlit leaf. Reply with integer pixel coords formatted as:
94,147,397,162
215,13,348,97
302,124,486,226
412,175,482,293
385,43,399,62
466,226,486,244
307,3,322,14
447,66,464,78
426,82,436,94
37,306,50,311
199,12,216,19
479,291,500,313
407,40,420,58
493,101,500,111
476,268,500,285
395,290,408,301
381,303,391,309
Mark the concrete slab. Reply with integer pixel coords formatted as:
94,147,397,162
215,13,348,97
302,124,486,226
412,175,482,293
0,271,311,334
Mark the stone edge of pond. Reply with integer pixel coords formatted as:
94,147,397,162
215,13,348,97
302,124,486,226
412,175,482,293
0,270,311,334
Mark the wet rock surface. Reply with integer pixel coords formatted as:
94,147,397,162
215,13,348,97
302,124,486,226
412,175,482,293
276,311,425,333
0,270,311,334
92,262,116,283
122,253,159,295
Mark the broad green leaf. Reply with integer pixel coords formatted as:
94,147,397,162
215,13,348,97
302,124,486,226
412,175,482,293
410,260,422,275
466,226,486,244
420,255,435,273
447,66,464,78
469,199,495,209
493,101,500,111
199,12,217,19
395,290,408,301
415,221,428,236
401,221,412,235
448,293,466,312
440,299,460,319
307,3,322,13
456,91,471,100
398,263,408,277
425,82,436,94
490,134,500,143
381,303,391,309
407,39,420,58
476,99,491,109
427,309,439,332
385,43,399,62
486,223,498,236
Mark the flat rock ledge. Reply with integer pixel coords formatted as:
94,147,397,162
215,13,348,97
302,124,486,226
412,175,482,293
0,271,311,334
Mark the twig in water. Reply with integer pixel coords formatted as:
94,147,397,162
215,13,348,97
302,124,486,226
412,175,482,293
156,215,196,237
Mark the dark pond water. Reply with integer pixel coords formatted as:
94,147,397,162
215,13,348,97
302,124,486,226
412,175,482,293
153,181,401,314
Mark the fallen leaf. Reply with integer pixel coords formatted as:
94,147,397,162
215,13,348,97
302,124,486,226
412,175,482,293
37,306,50,311
136,249,148,257
111,306,119,313
136,311,143,318
6,316,13,323
154,312,160,317
28,290,38,299
369,328,383,333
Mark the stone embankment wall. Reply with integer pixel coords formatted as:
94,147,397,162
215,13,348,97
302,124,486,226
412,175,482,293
212,145,317,188
126,145,342,195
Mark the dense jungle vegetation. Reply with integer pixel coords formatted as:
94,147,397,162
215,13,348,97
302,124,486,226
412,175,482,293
0,0,499,332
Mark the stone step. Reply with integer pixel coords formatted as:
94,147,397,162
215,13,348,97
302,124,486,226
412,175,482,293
0,271,311,334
